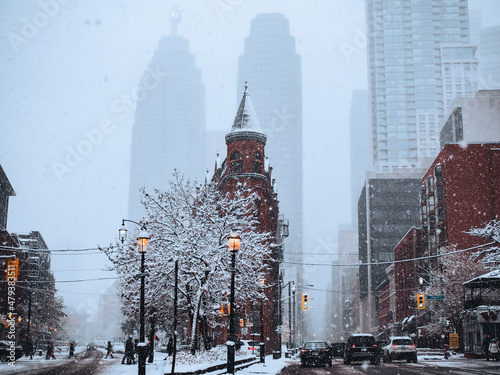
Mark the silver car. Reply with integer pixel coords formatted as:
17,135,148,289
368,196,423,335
382,336,417,363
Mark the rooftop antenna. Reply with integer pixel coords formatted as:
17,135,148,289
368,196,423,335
170,7,181,35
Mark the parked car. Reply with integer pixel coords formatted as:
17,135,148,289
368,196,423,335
329,342,345,358
0,340,23,362
344,333,379,365
238,340,259,356
300,341,331,368
382,336,417,363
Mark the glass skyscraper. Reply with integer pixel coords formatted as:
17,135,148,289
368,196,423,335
237,13,303,290
128,12,206,221
366,0,478,172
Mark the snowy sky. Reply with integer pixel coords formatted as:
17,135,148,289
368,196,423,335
1,0,499,322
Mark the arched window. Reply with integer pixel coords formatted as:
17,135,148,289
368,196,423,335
252,151,262,173
230,151,243,174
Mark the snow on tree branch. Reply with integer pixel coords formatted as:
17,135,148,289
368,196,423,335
102,171,275,353
466,220,500,270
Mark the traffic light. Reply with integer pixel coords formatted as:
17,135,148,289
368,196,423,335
417,294,425,309
302,293,309,310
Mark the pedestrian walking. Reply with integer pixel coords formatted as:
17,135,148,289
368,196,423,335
168,337,174,356
46,341,56,360
24,334,34,359
122,337,134,365
105,341,114,359
134,338,139,364
489,338,500,362
69,341,76,358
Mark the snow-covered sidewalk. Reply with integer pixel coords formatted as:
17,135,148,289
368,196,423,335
98,346,293,375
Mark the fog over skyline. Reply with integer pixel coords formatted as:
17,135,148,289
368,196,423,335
1,0,499,319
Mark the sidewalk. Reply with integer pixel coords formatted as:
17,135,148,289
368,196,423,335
98,347,294,375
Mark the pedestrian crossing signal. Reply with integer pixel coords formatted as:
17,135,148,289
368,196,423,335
302,294,309,310
417,294,425,309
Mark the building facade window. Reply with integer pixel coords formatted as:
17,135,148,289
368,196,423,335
230,151,243,174
252,151,263,173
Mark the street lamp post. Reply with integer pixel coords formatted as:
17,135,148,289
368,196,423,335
288,282,293,350
259,276,266,363
291,284,296,350
119,219,150,375
227,232,240,374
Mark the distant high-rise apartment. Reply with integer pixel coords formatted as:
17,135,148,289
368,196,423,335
366,0,478,173
128,12,206,221
237,13,303,287
479,25,500,89
357,172,422,330
349,90,370,226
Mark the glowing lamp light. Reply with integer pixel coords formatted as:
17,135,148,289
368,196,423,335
137,230,150,253
228,232,241,252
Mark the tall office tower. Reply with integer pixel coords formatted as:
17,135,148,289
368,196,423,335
349,90,370,227
128,12,206,221
366,0,478,173
237,14,303,289
479,25,500,89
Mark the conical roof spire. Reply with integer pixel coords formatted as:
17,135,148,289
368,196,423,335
230,82,263,133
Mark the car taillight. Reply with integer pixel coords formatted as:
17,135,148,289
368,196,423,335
391,344,398,348
248,346,255,350
409,345,415,348
351,344,356,348
301,349,308,354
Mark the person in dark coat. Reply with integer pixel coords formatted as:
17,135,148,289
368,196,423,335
134,338,139,364
46,341,56,359
24,334,34,359
167,338,173,356
69,341,75,358
105,341,114,359
122,337,134,365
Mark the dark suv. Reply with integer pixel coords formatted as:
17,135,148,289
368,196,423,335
344,334,379,365
300,341,331,368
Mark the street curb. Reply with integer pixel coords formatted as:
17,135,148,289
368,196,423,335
168,357,258,375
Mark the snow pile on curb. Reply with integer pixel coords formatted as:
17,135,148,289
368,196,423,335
163,346,255,373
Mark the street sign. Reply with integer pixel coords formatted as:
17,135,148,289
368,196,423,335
276,325,283,333
427,295,445,300
241,328,248,335
449,333,459,349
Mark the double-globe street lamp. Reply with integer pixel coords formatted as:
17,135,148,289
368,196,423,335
119,219,150,375
227,231,240,374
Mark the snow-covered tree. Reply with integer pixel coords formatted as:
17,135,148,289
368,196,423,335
104,172,274,354
417,247,486,338
466,219,500,270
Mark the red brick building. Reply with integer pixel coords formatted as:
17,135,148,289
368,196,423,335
419,143,500,267
212,85,281,354
393,227,422,334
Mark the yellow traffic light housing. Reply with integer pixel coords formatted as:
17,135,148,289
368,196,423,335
302,293,309,310
417,294,425,309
